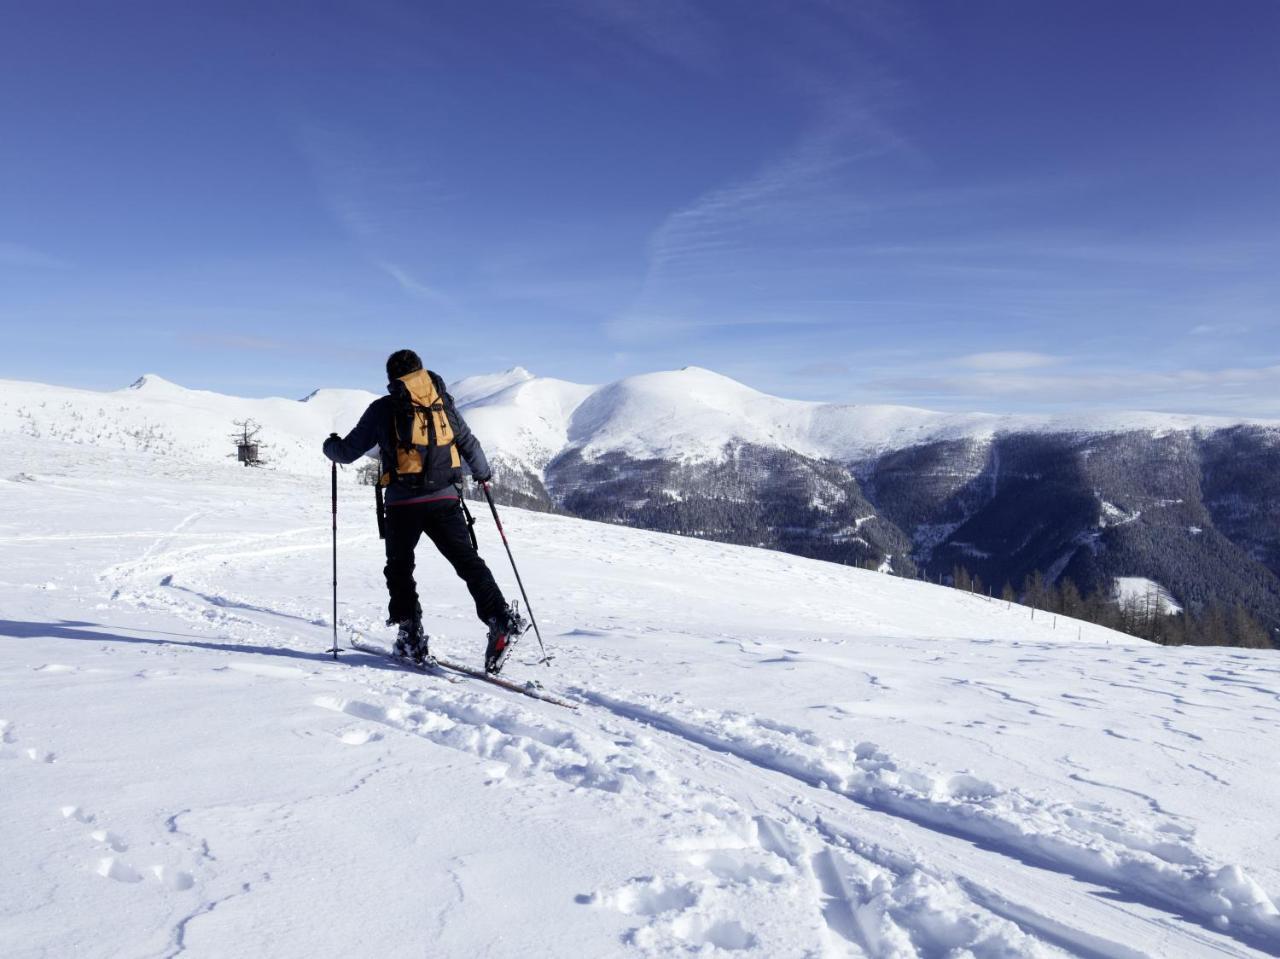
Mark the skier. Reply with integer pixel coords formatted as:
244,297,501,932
323,349,526,674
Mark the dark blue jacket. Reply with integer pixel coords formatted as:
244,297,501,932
323,372,491,503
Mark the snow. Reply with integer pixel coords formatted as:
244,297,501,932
1100,501,1143,528
1114,577,1185,615
0,376,379,472
3,434,1280,957
3,370,1277,490
454,372,597,471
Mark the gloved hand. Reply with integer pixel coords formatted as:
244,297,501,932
322,433,341,462
471,471,492,485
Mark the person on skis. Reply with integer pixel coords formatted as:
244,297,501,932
323,349,526,674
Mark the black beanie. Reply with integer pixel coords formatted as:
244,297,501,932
386,349,423,381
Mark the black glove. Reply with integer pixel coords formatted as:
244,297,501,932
322,433,341,462
471,471,492,485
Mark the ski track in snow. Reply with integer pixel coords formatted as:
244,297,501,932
311,686,1055,957
3,441,1279,957
574,690,1280,948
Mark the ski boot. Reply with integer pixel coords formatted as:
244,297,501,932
392,605,431,666
484,601,529,675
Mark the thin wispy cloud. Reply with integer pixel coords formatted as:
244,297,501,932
870,363,1280,416
852,233,1273,272
294,122,452,306
375,261,450,305
1190,322,1250,336
558,0,722,74
957,352,1063,371
790,360,853,378
644,120,894,280
610,102,918,343
178,331,384,364
0,242,67,269
604,310,835,344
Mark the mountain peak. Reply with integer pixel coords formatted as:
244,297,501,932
617,366,763,399
127,374,182,392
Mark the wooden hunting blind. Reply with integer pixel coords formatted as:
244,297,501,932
229,419,267,467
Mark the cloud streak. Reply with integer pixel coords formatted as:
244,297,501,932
869,362,1280,415
607,98,920,345
557,0,722,74
0,242,67,269
178,331,384,364
957,351,1063,371
375,261,450,305
293,121,452,307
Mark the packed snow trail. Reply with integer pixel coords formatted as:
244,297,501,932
2,440,1279,958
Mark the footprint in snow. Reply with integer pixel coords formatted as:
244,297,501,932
600,876,700,917
97,858,143,883
586,843,776,951
152,865,196,891
91,830,129,853
669,915,756,952
338,728,383,746
62,806,199,893
685,849,786,885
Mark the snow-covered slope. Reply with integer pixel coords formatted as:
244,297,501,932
450,367,597,471
0,374,379,473
1115,576,1185,615
3,436,1280,958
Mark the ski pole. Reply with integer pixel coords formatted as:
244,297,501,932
481,482,550,666
329,452,340,660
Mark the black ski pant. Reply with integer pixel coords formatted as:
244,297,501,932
383,498,507,627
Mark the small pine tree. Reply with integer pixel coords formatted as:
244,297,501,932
1229,603,1273,649
1059,579,1084,619
1023,570,1048,609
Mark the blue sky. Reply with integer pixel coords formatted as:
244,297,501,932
2,1,1277,414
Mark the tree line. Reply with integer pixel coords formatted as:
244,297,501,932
948,565,1276,650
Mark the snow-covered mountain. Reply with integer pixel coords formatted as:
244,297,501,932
453,364,1260,467
4,435,1280,957
447,367,1280,632
3,369,1278,631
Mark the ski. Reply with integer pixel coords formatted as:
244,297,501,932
349,638,462,683
350,638,577,710
433,656,578,710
